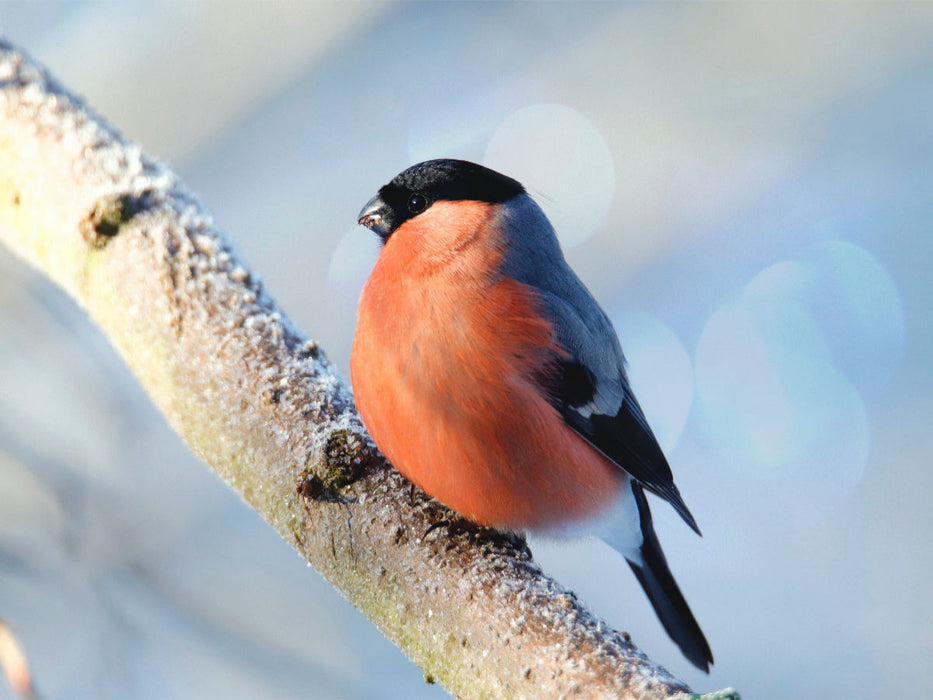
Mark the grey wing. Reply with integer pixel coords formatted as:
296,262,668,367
539,287,701,535
499,193,700,533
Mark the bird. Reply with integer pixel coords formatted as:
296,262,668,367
351,158,712,672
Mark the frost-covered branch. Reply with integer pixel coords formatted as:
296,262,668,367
0,39,735,700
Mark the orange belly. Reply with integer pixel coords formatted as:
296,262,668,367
352,356,623,530
351,202,621,531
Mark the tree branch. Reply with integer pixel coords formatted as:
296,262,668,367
0,39,736,700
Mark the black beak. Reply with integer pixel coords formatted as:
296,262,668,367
357,194,393,240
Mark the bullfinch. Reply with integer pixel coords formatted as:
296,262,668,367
351,159,712,672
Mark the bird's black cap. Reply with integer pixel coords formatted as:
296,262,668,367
358,159,525,240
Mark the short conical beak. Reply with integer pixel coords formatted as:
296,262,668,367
357,194,393,239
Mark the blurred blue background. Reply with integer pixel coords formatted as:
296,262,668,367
1,2,931,698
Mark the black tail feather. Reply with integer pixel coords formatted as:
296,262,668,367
627,482,713,672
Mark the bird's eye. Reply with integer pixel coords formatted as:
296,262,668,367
407,193,428,214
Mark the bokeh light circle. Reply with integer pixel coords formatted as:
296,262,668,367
692,240,903,527
326,224,380,303
802,240,906,398
611,310,693,453
484,103,615,249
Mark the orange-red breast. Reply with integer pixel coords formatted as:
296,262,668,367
351,159,712,671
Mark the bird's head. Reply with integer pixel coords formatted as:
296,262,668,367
357,159,525,242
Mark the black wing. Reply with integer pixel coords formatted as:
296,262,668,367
545,358,701,536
